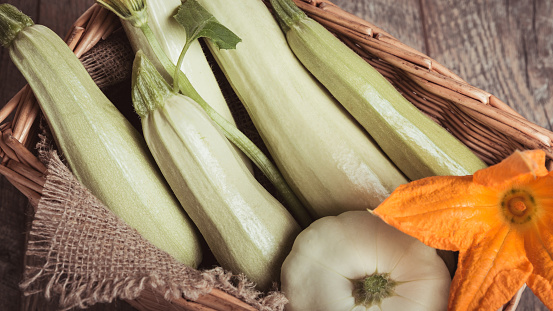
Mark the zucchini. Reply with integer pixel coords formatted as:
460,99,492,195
269,0,487,179
0,4,202,267
120,0,253,171
192,0,408,217
132,51,301,290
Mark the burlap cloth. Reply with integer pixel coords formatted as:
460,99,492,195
18,133,286,311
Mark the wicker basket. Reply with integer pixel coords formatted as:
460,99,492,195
0,0,544,309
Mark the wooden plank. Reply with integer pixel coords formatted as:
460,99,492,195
0,180,28,311
38,0,95,36
420,0,553,131
332,0,426,53
519,288,549,311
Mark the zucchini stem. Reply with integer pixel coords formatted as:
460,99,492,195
172,37,193,94
0,4,34,47
269,0,306,32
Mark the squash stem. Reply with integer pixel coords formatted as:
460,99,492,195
131,50,174,117
269,0,306,32
172,39,193,94
138,23,313,228
0,4,34,47
96,0,147,28
352,273,397,308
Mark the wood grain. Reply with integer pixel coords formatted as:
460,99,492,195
332,0,426,53
0,181,28,311
421,0,553,131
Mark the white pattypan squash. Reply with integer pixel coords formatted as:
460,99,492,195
281,211,451,311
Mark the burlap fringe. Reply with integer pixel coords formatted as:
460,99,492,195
19,136,286,311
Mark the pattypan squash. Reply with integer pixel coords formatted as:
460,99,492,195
281,211,451,311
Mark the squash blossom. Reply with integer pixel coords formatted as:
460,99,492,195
374,149,553,310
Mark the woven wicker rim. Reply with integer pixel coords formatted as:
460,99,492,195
0,1,535,310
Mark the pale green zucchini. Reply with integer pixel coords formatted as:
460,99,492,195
192,0,408,218
120,0,253,169
0,4,202,267
269,0,487,179
132,51,300,290
121,0,253,173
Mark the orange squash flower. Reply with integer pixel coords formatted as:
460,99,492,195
373,149,553,310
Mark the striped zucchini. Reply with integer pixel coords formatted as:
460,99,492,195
132,51,301,290
193,0,408,218
269,0,487,179
0,4,202,267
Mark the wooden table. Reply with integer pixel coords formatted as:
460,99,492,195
0,0,550,310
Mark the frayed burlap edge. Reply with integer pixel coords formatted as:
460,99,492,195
20,135,286,311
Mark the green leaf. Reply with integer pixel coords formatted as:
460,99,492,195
174,0,241,50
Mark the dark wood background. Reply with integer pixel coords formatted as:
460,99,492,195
1,0,551,310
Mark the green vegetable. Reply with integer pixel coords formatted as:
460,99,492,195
269,0,487,179
120,0,253,169
99,0,311,227
192,0,408,218
0,4,202,267
281,211,451,310
132,51,301,290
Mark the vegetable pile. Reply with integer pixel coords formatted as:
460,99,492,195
1,0,550,310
